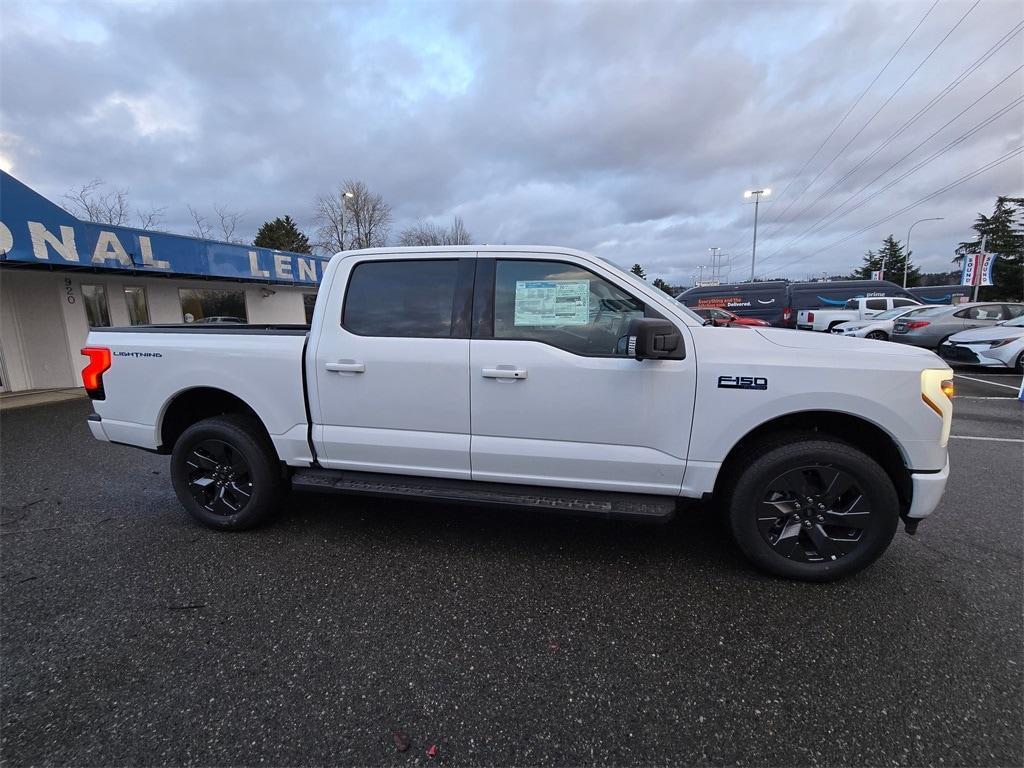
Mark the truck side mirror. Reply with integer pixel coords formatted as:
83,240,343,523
626,318,684,360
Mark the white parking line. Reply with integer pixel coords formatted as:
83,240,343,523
954,373,1022,391
950,435,1024,443
955,395,1017,400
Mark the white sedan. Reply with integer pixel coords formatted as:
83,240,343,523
831,305,940,341
939,314,1024,373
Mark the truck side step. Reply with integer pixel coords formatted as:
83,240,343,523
290,469,677,521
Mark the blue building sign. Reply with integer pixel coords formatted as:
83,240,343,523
0,171,329,285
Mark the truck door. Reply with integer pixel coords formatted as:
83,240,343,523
309,256,475,479
469,256,695,495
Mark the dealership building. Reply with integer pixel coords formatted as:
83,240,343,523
0,171,328,393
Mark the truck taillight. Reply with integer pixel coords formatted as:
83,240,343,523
905,321,930,330
81,347,111,400
806,312,814,322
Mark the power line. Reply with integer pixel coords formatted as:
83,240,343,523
710,1,940,260
758,69,1024,263
757,0,983,241
758,22,1024,257
763,146,1024,276
764,0,940,212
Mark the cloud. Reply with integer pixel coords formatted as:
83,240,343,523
1,0,1021,285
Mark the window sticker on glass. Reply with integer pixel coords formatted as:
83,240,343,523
514,280,590,326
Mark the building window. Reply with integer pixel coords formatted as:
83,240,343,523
303,293,317,324
81,284,111,328
123,286,150,325
179,288,248,324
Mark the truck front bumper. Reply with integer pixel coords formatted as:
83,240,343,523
906,457,950,520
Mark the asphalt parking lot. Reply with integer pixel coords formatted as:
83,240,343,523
2,395,1021,767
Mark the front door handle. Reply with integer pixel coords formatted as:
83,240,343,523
481,367,528,380
325,360,365,373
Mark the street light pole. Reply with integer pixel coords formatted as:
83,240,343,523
339,189,355,251
708,247,720,282
904,217,943,288
743,188,771,281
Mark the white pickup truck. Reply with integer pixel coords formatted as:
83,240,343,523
82,246,954,581
797,296,922,332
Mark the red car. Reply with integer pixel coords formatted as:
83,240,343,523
692,307,770,327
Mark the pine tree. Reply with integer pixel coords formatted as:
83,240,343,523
630,264,646,279
253,215,312,254
955,196,1024,301
851,235,919,286
652,277,674,295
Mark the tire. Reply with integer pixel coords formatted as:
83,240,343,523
725,436,899,582
170,414,283,530
866,330,888,341
1015,351,1024,375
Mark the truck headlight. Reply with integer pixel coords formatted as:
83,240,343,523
921,368,954,447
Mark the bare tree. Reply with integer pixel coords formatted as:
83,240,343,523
187,205,213,240
398,215,473,246
64,179,167,231
215,204,243,243
136,206,166,230
313,180,392,254
64,179,130,226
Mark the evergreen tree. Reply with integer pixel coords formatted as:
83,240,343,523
630,264,646,279
955,196,1024,301
851,235,920,286
253,215,312,254
652,277,674,295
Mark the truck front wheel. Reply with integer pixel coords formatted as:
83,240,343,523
170,414,283,530
726,437,899,581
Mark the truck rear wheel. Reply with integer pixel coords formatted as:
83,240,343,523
725,437,899,581
170,414,283,530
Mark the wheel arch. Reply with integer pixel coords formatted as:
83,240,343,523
158,386,273,455
713,410,912,514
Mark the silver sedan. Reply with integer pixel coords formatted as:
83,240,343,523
890,302,1024,350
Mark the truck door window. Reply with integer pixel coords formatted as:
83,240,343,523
343,259,461,338
492,260,646,356
892,299,917,308
866,299,887,311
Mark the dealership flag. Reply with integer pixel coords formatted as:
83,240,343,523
960,249,996,287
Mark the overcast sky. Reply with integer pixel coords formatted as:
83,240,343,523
1,0,1021,285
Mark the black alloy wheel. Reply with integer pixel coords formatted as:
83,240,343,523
184,439,253,516
757,465,873,564
170,414,283,530
726,436,899,581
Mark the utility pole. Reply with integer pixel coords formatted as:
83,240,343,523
744,188,771,281
708,247,720,282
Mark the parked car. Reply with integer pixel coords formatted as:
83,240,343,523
690,307,770,327
939,314,1024,372
676,279,917,328
831,305,940,341
892,302,1024,350
798,296,922,332
81,245,954,582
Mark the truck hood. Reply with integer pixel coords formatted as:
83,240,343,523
754,327,941,361
947,325,1024,343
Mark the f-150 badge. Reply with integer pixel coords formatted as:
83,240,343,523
718,375,768,390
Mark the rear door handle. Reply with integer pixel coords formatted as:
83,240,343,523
481,367,528,380
325,360,365,373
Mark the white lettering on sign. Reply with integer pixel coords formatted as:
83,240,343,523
273,253,293,280
297,257,317,282
28,221,80,262
248,250,270,278
0,221,13,254
139,236,170,270
92,231,133,266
